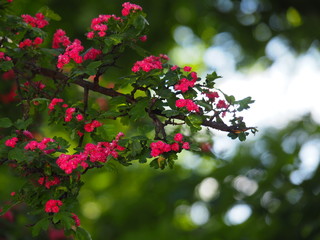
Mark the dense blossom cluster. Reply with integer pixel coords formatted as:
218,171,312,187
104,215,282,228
24,137,55,154
64,107,76,122
38,176,61,189
0,52,11,61
71,213,81,227
56,132,125,174
52,29,71,49
83,48,102,60
150,133,190,157
84,120,103,132
86,14,120,39
174,72,198,93
131,55,167,72
121,2,142,16
21,13,48,28
19,37,43,48
5,137,18,148
48,98,64,111
44,199,63,213
205,91,219,100
175,99,200,112
57,39,84,69
216,99,228,109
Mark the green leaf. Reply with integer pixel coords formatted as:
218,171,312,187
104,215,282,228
32,218,50,237
224,94,235,105
8,148,27,163
83,61,102,76
38,6,61,21
128,98,149,121
0,60,13,71
206,72,221,88
236,97,255,111
161,109,180,117
14,118,32,130
75,227,93,240
187,114,203,131
109,96,127,106
130,140,142,157
0,117,12,128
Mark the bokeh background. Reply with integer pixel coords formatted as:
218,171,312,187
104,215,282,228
1,0,320,239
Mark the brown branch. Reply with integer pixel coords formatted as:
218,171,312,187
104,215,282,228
35,67,255,134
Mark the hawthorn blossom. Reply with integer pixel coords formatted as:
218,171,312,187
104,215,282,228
0,52,11,61
150,141,171,157
84,120,103,132
72,213,81,227
174,133,183,142
131,55,164,72
44,199,63,213
86,14,120,39
121,2,142,16
216,99,228,109
48,98,64,110
57,39,84,69
5,137,18,148
52,29,71,48
175,99,200,112
64,107,76,122
183,66,192,72
38,176,60,189
83,48,102,61
21,13,48,28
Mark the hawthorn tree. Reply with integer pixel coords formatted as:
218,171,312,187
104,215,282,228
0,1,256,239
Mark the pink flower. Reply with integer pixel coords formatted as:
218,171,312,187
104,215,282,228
121,2,142,16
64,107,76,122
76,114,84,121
48,98,63,110
175,99,200,112
5,137,18,148
21,13,48,28
84,120,103,132
150,141,171,157
182,142,190,150
10,192,15,196
44,199,63,213
171,65,178,71
52,29,71,49
86,31,95,39
72,213,81,227
171,142,180,151
38,176,60,189
140,35,147,42
174,133,183,142
183,66,192,72
206,91,219,100
83,48,102,60
131,55,164,72
33,37,43,46
216,100,228,109
57,39,84,69
174,78,196,93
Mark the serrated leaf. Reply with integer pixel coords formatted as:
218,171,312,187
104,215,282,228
0,61,13,71
38,6,61,21
161,109,180,117
83,61,101,76
109,96,127,106
75,227,93,240
128,98,149,121
206,72,221,88
0,117,12,128
130,140,142,157
236,96,255,111
14,118,32,130
32,218,50,237
8,148,27,163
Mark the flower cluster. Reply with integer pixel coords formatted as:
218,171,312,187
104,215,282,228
56,132,125,174
174,72,198,93
38,176,60,189
205,91,219,100
19,37,43,48
175,99,200,112
64,107,76,122
83,48,102,60
5,137,18,148
131,55,165,73
84,120,103,132
23,81,46,90
216,99,228,109
44,199,63,213
86,14,120,39
122,2,143,16
52,29,71,49
150,133,190,157
0,52,11,61
48,98,64,111
57,39,84,69
71,213,81,227
24,138,55,154
21,13,48,28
